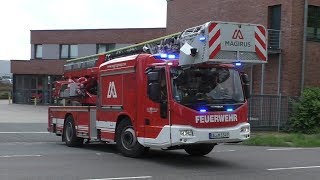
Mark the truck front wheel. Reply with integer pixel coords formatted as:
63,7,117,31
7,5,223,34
63,116,83,147
116,119,145,157
184,144,215,156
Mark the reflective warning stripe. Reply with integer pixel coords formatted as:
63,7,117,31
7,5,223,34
77,125,89,131
255,26,267,61
96,121,116,132
208,22,221,59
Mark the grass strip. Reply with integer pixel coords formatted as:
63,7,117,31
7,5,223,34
242,133,320,147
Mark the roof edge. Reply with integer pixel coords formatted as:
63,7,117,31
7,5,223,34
31,27,167,32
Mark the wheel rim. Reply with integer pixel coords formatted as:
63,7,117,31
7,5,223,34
65,122,73,142
121,127,137,150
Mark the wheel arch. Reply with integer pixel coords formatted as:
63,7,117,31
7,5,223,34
64,113,73,126
115,113,133,142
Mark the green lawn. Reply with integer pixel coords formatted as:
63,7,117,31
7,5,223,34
242,132,320,147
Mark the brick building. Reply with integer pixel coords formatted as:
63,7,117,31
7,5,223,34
11,0,320,104
11,28,166,104
167,0,320,96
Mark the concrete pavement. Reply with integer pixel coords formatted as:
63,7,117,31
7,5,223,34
0,100,58,142
0,100,48,123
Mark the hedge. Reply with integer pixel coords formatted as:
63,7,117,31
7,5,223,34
287,87,320,134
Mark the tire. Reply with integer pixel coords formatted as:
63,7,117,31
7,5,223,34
63,115,84,147
116,119,145,157
184,144,215,156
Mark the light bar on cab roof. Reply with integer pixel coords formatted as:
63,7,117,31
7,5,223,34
199,36,206,41
153,53,179,60
235,62,242,66
199,109,207,112
168,54,176,59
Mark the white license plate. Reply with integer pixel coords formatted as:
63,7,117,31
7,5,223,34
209,132,230,139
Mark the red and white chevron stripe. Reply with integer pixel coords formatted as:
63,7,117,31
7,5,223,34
208,22,267,62
208,22,221,59
255,26,267,61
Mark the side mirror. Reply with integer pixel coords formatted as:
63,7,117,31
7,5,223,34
241,74,250,99
242,73,250,84
148,83,161,102
244,84,250,99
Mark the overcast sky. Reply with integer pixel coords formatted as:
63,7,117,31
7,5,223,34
0,0,167,60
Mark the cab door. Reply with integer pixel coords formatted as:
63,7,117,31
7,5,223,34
143,68,170,146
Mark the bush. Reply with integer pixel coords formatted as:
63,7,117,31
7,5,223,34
0,82,12,91
288,87,320,134
0,92,9,99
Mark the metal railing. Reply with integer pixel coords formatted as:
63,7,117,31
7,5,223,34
268,29,281,50
248,95,297,131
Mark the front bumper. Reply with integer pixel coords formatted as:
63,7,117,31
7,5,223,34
138,123,250,148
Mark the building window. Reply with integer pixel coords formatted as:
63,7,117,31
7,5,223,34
307,5,320,41
70,45,78,58
96,43,116,54
268,5,281,30
35,44,42,59
268,5,281,49
60,44,78,59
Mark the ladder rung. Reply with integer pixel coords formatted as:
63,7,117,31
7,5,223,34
64,33,181,71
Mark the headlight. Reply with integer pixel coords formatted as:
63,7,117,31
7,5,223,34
240,126,250,133
180,130,193,137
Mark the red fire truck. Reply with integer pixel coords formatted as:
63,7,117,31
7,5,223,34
48,21,267,157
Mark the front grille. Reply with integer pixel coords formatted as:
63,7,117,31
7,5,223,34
186,104,242,112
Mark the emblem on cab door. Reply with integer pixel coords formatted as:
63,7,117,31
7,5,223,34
107,81,117,98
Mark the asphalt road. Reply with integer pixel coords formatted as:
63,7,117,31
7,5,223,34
0,101,320,180
0,134,319,180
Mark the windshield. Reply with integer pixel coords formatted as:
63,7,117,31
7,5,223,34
171,66,244,105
